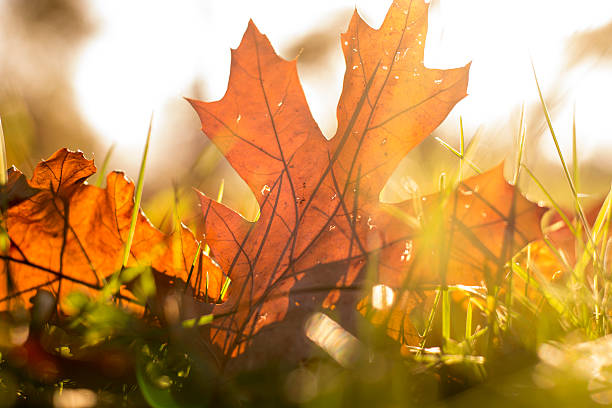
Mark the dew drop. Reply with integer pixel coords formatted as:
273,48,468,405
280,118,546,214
459,186,473,196
344,41,349,46
400,240,413,262
261,185,270,195
367,217,376,231
277,101,283,107
434,79,443,85
382,65,388,71
394,75,399,80
330,193,337,200
352,48,358,53
352,65,359,70
236,114,241,123
481,212,488,218
329,225,336,231
381,138,387,145
464,204,470,209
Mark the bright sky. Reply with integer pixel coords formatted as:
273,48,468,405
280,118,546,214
74,0,612,166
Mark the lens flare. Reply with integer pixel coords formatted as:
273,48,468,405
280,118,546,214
305,312,363,367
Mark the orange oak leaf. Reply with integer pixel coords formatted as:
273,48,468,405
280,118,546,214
1,149,223,309
375,164,547,288
188,0,475,366
359,164,546,344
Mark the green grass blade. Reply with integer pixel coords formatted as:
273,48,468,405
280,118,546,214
216,179,225,202
574,185,612,279
513,103,526,185
459,116,465,179
572,103,579,197
184,241,202,294
182,313,214,328
531,60,595,252
434,137,482,175
0,117,8,255
0,117,7,186
205,271,209,302
442,288,450,342
465,297,472,339
418,288,442,354
598,186,612,259
219,276,231,301
588,185,612,247
122,114,153,268
531,61,576,200
203,179,225,257
95,144,115,188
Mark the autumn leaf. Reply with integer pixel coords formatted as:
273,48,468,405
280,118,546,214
375,164,547,288
1,149,222,309
187,0,549,368
359,164,546,344
188,0,471,363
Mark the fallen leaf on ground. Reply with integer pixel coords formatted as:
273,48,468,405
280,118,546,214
1,149,222,310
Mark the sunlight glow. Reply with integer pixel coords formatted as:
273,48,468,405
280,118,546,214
53,388,97,408
75,0,612,164
425,0,612,161
75,0,392,150
8,325,28,346
371,284,395,310
305,312,363,367
534,335,612,402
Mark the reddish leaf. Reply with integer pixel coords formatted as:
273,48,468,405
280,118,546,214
189,0,547,368
375,164,547,288
1,149,222,309
360,164,546,343
188,0,477,365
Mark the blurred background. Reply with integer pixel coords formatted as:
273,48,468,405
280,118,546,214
2,0,612,228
